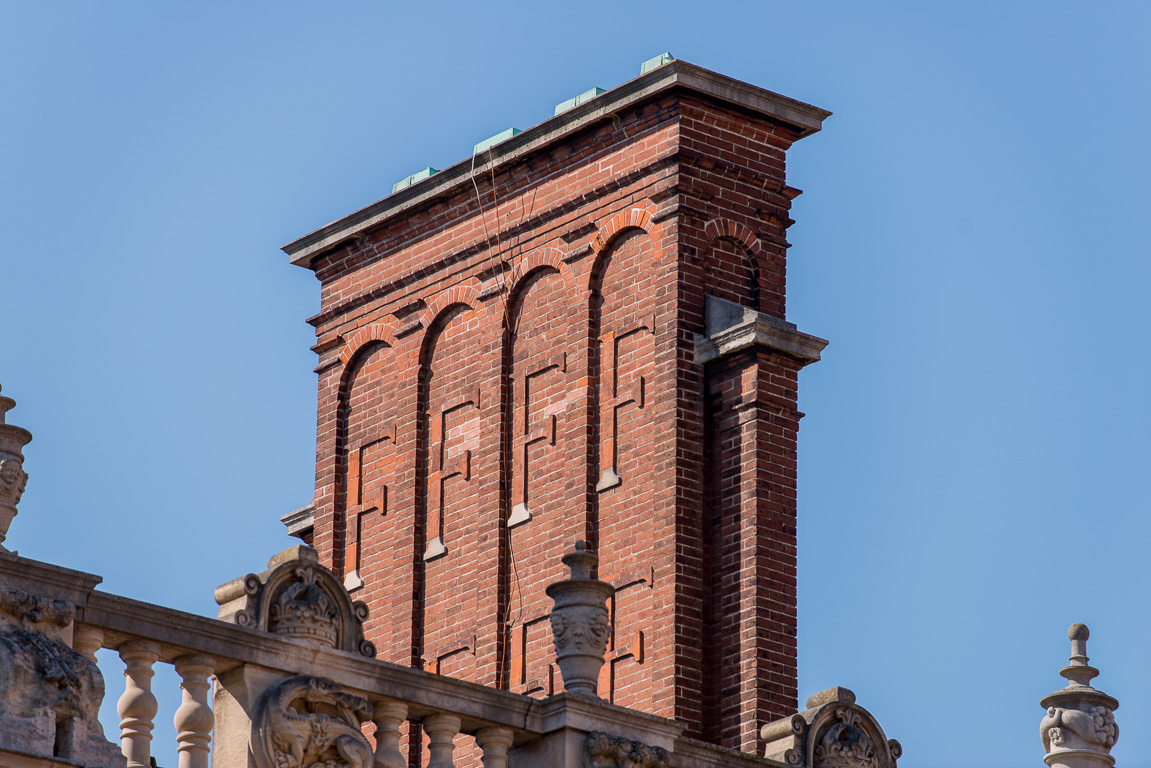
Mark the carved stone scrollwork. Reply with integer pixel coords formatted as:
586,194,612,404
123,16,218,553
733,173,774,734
583,732,670,768
251,675,373,768
0,587,125,767
268,566,339,646
813,708,877,768
761,687,900,768
215,545,376,658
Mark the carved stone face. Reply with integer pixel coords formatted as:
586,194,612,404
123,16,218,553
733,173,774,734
0,460,19,489
0,459,26,504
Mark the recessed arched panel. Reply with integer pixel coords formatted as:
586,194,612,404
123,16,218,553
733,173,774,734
416,301,485,681
702,218,762,309
335,339,403,661
589,225,659,709
501,263,569,696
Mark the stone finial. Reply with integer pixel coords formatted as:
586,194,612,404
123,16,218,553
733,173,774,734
1040,624,1118,768
545,540,614,697
0,384,33,549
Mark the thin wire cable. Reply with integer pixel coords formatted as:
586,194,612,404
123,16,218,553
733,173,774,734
471,145,529,689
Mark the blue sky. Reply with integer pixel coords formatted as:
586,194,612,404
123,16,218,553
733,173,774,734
2,3,1148,767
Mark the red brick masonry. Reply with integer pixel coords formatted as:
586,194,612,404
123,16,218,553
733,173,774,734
285,61,830,753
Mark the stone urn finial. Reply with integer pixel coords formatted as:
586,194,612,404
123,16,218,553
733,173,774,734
0,385,33,549
545,540,614,697
1040,624,1119,768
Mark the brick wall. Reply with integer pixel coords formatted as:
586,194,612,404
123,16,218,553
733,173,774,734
287,62,829,753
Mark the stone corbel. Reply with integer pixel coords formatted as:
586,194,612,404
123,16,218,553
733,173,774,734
694,295,828,366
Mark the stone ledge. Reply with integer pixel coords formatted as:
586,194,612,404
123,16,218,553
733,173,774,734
672,737,788,768
695,296,828,366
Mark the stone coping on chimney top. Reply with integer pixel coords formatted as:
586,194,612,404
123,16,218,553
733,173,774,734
283,60,831,270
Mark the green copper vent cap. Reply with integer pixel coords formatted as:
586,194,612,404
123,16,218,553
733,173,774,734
392,167,439,194
640,52,675,74
554,87,606,116
473,127,522,155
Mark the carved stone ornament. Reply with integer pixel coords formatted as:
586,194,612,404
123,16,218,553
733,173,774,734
813,709,876,768
0,587,125,767
583,731,670,768
761,687,901,768
215,545,376,658
0,385,33,548
1039,624,1118,768
251,675,373,768
0,458,28,507
545,541,615,697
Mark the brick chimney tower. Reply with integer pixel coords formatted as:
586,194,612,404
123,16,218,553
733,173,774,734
283,57,829,753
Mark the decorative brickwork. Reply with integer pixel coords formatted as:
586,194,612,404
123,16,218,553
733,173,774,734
287,61,830,753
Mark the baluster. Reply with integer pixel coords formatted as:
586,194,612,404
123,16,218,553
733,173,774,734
476,726,515,768
117,640,161,768
72,625,104,662
371,699,408,768
423,713,461,768
174,654,215,768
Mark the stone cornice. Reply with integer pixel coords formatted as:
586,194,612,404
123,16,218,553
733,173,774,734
283,60,830,269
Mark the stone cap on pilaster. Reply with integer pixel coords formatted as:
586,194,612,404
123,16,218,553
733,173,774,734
695,295,828,365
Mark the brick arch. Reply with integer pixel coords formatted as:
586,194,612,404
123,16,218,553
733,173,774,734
587,208,655,291
339,319,400,367
591,208,654,255
507,246,565,298
703,218,763,307
703,218,760,253
418,279,482,332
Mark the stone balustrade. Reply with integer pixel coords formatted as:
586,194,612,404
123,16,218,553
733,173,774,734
0,547,783,768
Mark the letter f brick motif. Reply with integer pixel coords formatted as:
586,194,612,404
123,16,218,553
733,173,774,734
424,389,480,561
508,353,566,528
596,316,654,492
343,421,397,591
